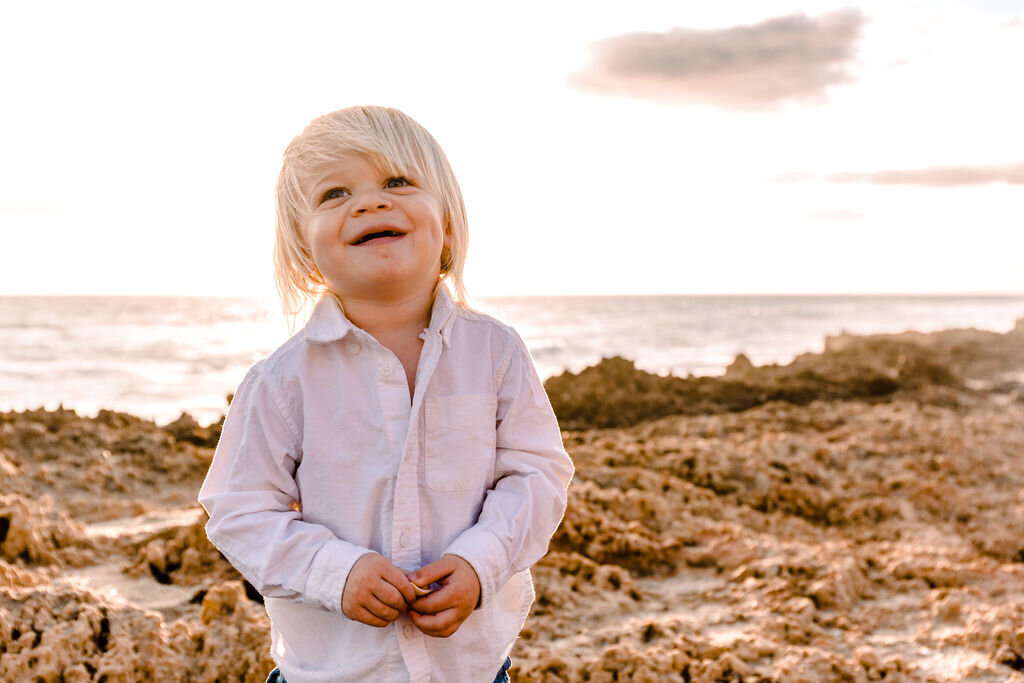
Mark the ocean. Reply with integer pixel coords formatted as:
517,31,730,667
2,294,1023,426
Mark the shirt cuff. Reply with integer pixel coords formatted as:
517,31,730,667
443,526,510,608
304,539,373,613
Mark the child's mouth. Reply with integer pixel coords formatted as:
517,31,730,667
352,230,405,245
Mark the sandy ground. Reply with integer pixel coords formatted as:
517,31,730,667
2,321,1023,681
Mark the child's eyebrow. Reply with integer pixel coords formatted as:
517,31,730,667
310,172,348,193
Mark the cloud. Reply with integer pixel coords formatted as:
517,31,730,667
570,9,864,110
824,162,1024,187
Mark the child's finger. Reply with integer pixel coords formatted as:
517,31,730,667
413,563,478,612
409,606,462,638
350,604,390,628
363,594,401,623
409,590,446,615
372,581,410,612
406,555,457,588
380,564,418,604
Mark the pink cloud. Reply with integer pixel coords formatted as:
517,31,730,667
570,9,864,110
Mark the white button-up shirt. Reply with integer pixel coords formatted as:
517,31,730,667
199,289,573,682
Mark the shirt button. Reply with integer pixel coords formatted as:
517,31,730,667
403,624,414,638
346,342,360,355
381,364,394,376
399,531,410,548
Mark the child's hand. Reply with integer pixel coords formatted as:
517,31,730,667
406,554,481,638
341,553,418,628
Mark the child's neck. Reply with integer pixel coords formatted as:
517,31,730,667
335,291,434,337
334,291,434,401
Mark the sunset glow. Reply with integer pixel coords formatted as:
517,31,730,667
2,0,1022,296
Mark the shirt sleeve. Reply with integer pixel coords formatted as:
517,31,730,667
443,329,574,607
198,362,372,613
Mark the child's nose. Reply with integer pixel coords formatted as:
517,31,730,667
351,191,392,215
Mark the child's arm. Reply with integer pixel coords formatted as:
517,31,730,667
199,363,415,623
428,329,575,611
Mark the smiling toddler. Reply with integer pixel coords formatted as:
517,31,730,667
199,106,573,683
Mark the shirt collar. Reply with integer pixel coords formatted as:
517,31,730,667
302,295,357,344
428,285,457,348
303,285,458,347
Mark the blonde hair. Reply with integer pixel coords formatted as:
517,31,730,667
274,106,469,320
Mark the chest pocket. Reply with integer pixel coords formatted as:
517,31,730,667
424,394,497,492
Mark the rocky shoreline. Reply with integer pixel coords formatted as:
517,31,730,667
2,321,1023,681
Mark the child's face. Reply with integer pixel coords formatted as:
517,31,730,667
302,154,449,302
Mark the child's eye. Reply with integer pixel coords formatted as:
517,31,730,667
384,176,412,189
320,187,349,203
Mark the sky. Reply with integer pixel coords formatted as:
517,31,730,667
1,0,1022,297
